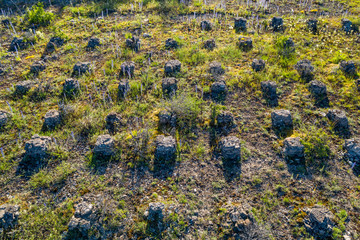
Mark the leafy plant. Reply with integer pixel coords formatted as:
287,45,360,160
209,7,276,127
301,127,331,165
25,3,54,26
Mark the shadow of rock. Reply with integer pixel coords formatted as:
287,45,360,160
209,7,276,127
15,155,48,179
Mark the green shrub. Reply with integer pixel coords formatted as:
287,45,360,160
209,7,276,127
25,3,54,26
301,127,331,163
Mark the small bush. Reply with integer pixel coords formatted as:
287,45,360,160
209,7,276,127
301,127,331,163
25,3,54,26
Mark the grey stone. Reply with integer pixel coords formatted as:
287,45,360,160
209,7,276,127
159,110,176,127
162,77,177,97
261,81,277,104
9,37,29,52
145,202,165,223
164,60,181,76
118,80,129,99
68,202,96,237
0,204,20,231
234,17,247,32
309,80,327,96
304,205,335,239
341,18,358,33
219,136,241,162
203,39,216,51
283,137,305,161
251,59,266,72
356,79,360,91
326,109,349,132
25,134,52,159
105,112,122,133
339,60,357,77
44,110,61,130
72,62,91,76
125,36,140,52
165,38,179,50
271,110,293,132
307,19,318,33
44,36,64,54
200,20,212,31
344,138,360,162
93,134,115,157
119,61,135,78
211,80,227,102
0,110,9,128
270,17,284,32
209,61,225,76
30,60,46,74
155,135,176,162
63,78,80,95
15,80,33,96
143,33,151,38
86,37,101,50
238,36,253,51
217,111,234,127
294,59,314,81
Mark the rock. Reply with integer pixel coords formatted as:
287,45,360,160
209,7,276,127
158,110,176,127
356,79,360,91
0,110,9,128
234,17,247,32
307,19,318,33
219,136,241,162
125,36,140,52
44,36,65,54
68,202,97,238
155,135,176,162
341,18,358,33
119,61,135,78
283,137,305,161
93,134,115,157
251,59,266,72
200,20,212,31
25,134,52,159
145,202,165,223
15,80,33,96
308,80,327,96
30,60,46,74
344,138,360,162
339,60,357,77
270,17,284,32
209,61,225,76
203,39,216,51
238,36,253,52
304,205,335,239
9,37,29,52
165,38,179,50
211,80,227,102
118,80,130,99
0,204,20,231
326,109,349,132
271,110,293,132
105,112,122,133
44,110,61,130
217,111,234,127
294,59,315,81
143,33,151,38
1,19,10,27
162,77,177,97
86,37,101,50
261,81,278,106
63,78,80,95
164,60,181,76
72,62,91,76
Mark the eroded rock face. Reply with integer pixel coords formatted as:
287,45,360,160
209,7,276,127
307,19,318,33
251,59,266,72
344,138,360,163
105,112,122,133
261,81,278,106
159,110,176,127
209,61,225,76
294,59,315,81
211,80,227,102
30,60,46,74
339,60,357,77
15,80,33,96
165,38,179,50
219,136,241,162
119,61,135,78
63,78,80,96
271,110,293,132
162,77,177,97
93,134,115,157
25,134,52,159
164,60,181,76
9,37,29,52
200,20,212,31
73,62,91,76
125,36,140,52
67,202,97,238
270,17,284,32
238,36,253,51
217,111,234,127
0,204,20,231
44,110,61,130
86,37,101,50
326,109,349,133
234,17,247,32
203,39,216,51
304,205,335,239
283,137,305,162
155,135,176,162
118,80,130,99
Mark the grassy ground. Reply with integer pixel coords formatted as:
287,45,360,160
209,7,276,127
0,0,360,239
